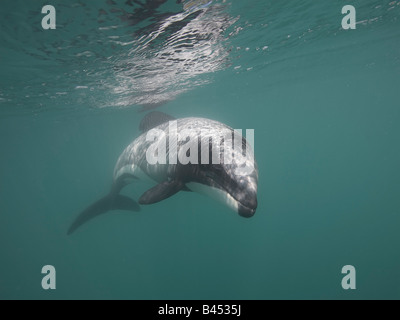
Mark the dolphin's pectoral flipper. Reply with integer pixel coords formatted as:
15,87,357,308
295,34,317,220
138,180,184,204
67,194,140,235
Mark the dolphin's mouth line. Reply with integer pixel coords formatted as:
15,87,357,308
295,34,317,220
238,201,255,212
202,176,255,211
217,183,256,213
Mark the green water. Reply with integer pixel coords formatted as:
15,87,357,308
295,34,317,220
1,0,399,300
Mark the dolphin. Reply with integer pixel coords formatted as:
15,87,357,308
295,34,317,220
68,111,258,235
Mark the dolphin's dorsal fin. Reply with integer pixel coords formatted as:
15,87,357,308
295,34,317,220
139,111,175,133
138,180,184,204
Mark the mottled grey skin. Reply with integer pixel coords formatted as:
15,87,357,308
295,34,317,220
68,114,258,235
114,117,258,213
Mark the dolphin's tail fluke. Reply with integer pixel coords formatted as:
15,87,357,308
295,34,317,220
67,194,140,235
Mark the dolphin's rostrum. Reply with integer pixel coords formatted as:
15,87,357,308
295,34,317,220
68,112,258,235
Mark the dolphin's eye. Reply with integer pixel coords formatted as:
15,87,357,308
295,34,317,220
206,167,223,179
213,166,223,174
205,171,216,178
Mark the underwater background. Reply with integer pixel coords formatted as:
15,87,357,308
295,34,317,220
0,0,399,299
